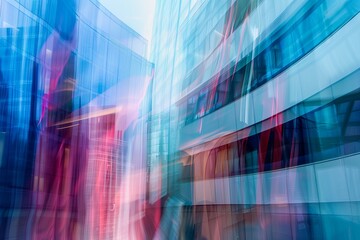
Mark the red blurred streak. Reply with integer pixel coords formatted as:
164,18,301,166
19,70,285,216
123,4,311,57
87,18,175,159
27,2,157,239
38,31,77,124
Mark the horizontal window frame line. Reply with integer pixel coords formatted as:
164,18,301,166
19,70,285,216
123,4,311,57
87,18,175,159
177,0,316,104
180,66,360,154
181,2,360,125
180,85,360,182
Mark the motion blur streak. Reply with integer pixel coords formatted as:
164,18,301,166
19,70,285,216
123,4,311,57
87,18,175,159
0,0,154,239
150,0,360,239
1,0,360,239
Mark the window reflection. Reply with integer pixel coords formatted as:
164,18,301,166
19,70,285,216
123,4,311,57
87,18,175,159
185,88,360,181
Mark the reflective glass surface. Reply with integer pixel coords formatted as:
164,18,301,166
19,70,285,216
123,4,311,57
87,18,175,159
1,0,360,239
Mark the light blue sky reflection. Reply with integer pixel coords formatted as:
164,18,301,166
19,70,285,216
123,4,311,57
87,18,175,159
99,0,156,42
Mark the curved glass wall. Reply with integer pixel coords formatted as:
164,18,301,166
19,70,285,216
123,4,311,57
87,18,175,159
182,0,360,124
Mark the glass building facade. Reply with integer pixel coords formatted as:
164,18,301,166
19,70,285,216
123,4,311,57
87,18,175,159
1,0,360,239
150,0,360,239
0,0,152,239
